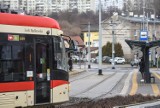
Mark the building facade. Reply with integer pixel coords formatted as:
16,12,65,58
125,0,154,13
82,16,160,60
82,24,99,60
102,16,160,60
0,0,124,15
0,0,97,15
95,0,124,13
82,25,99,47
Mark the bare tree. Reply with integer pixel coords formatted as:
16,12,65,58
49,9,119,36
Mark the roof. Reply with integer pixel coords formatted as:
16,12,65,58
70,36,85,47
63,36,85,47
0,13,60,29
119,16,160,24
81,24,99,32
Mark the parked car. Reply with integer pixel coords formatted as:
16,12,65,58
102,56,108,61
72,55,85,62
72,55,79,61
130,59,140,67
91,58,95,62
109,57,126,64
93,56,99,63
92,56,111,63
103,56,111,63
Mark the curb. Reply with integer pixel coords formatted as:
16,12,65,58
113,99,160,108
69,70,86,75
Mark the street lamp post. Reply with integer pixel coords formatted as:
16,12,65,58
98,0,102,75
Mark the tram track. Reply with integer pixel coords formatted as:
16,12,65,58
61,72,128,108
58,67,133,108
69,72,96,82
75,72,126,100
71,72,116,97
94,73,128,99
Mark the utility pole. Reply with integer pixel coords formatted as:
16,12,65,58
111,19,115,69
147,13,148,32
143,0,145,30
153,8,156,66
154,9,156,38
98,0,102,75
88,22,91,69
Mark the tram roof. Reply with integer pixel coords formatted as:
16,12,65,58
0,13,61,29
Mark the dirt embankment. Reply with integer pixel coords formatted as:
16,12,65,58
58,94,160,108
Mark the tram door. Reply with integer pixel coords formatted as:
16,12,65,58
35,39,50,104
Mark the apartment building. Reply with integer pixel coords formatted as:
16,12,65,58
125,0,154,13
0,0,96,15
50,0,69,13
0,0,124,15
95,0,123,12
0,0,18,10
0,0,35,14
78,0,96,13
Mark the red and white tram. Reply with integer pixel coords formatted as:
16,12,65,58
0,13,73,108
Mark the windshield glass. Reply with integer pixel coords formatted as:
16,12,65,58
53,36,67,70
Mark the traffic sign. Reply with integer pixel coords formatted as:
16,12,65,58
140,30,148,41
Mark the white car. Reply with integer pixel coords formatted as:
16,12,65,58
109,57,126,64
72,55,79,61
130,59,140,67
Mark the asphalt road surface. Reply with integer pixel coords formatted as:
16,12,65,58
70,63,160,99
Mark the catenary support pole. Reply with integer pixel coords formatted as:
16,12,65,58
111,19,115,69
88,22,91,69
98,0,102,75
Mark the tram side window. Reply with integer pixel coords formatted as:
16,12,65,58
0,45,25,82
53,37,65,70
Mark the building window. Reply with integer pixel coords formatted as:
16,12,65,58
86,42,91,45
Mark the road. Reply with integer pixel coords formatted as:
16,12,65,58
69,63,160,99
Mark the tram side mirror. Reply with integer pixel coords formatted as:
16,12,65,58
69,40,78,51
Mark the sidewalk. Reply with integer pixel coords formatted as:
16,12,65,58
69,69,86,75
69,64,86,75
